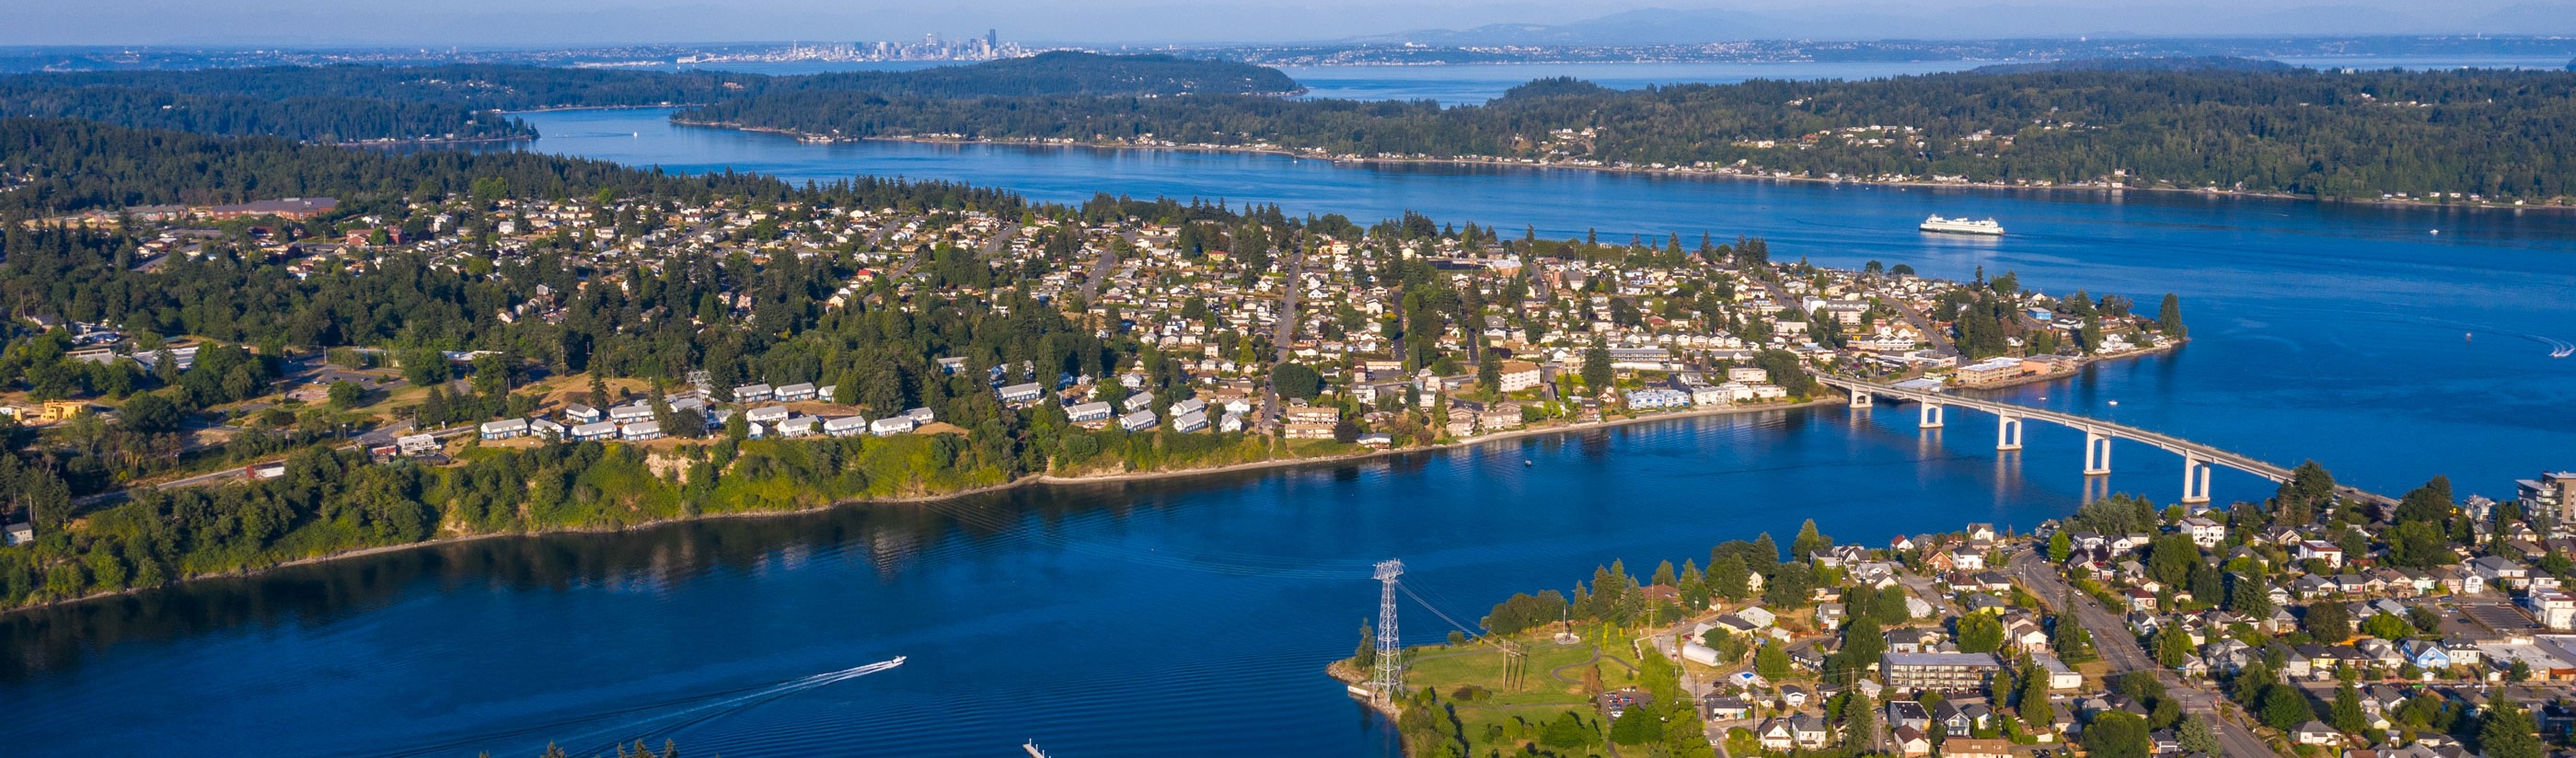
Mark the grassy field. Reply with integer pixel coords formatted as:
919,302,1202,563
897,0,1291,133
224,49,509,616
1401,635,1635,757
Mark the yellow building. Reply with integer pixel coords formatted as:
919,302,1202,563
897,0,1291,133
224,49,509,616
38,401,87,423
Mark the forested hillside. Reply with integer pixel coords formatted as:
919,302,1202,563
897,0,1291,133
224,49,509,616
685,64,2576,201
0,53,1297,144
0,85,531,144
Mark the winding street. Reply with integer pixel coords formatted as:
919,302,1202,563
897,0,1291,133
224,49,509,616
2008,546,2277,757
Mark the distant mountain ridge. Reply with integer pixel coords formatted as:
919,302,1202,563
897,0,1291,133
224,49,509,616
1357,3,2576,44
1971,56,2304,74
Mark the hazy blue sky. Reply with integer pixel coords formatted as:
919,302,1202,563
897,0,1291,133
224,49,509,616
7,0,2576,47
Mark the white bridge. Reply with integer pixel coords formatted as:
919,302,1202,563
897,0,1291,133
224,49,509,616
1817,374,2393,508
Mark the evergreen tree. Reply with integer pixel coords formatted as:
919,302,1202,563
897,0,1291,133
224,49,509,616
1792,518,1831,558
2156,293,2186,336
2482,697,2545,758
2330,683,2367,734
2052,609,2097,662
2016,660,2054,726
1609,705,1664,745
2176,715,2220,754
1709,555,1750,602
2258,682,2316,730
2082,711,2150,758
1755,639,1792,680
1580,338,1612,391
2306,602,2352,643
2155,627,2193,668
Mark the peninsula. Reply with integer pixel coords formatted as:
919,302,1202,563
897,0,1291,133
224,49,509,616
0,114,2184,613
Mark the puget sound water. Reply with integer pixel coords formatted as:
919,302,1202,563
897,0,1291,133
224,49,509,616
6,65,2575,757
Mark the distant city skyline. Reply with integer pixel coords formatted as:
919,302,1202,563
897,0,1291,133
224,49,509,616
9,0,2576,47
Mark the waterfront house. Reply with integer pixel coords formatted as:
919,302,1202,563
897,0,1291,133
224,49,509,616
1173,409,1210,433
772,382,816,402
620,421,662,441
773,417,817,437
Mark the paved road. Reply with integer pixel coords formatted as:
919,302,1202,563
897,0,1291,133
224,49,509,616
2010,547,2276,757
1077,234,1123,303
977,222,1020,259
1262,238,1304,431
72,422,471,508
1886,296,1957,356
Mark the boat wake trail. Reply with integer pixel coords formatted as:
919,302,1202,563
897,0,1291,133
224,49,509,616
362,657,907,758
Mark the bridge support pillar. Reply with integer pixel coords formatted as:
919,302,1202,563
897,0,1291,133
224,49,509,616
1919,402,1945,430
1995,415,2023,451
2082,430,2112,477
1849,390,1873,409
2181,456,2213,504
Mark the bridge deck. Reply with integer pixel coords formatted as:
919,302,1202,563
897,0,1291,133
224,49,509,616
1817,374,2394,507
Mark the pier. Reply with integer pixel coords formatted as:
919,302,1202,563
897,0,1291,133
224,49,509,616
1817,374,2395,508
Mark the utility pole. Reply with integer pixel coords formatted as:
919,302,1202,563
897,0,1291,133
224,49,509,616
1372,558,1404,705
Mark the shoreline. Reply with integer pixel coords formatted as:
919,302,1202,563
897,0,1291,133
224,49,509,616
1955,338,2188,392
663,118,2573,212
7,337,2191,617
1,396,1841,617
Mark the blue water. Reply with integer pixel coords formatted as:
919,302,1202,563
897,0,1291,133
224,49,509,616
6,62,2575,758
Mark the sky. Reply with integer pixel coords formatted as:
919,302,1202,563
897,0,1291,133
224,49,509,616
6,0,2576,47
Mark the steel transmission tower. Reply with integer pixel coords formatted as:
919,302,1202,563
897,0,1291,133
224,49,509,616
1371,559,1404,704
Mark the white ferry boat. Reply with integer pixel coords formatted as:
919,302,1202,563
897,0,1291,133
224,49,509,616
1919,215,2006,235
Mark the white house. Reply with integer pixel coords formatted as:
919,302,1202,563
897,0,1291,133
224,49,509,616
998,382,1045,405
1069,401,1115,423
2178,517,2226,547
869,416,916,436
1119,409,1159,432
620,420,663,441
773,416,818,437
823,416,869,437
479,419,529,440
571,420,618,441
772,382,816,402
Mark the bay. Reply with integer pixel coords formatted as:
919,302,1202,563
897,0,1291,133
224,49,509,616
6,61,2574,758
